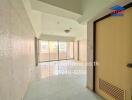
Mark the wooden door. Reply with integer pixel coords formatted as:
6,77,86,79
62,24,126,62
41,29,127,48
95,7,132,100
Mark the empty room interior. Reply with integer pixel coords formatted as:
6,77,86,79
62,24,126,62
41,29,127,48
0,0,132,100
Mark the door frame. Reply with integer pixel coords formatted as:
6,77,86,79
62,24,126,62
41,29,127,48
93,2,132,92
77,40,80,61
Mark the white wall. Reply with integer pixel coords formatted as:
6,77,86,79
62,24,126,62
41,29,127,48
0,0,35,100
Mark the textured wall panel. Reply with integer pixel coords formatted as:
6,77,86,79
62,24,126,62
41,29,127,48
0,0,35,100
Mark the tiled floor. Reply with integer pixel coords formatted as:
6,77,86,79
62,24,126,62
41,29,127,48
24,60,103,100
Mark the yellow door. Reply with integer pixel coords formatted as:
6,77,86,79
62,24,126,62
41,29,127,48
96,7,132,100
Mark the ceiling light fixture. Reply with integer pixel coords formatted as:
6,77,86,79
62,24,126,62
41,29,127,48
64,29,70,33
64,27,72,33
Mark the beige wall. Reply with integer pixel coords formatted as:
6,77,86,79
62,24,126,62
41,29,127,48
79,39,87,63
0,0,35,100
74,41,78,61
87,20,94,90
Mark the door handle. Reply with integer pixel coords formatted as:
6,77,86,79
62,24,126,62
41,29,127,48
127,63,132,68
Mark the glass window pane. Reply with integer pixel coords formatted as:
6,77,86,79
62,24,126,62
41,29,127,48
39,41,49,62
67,42,74,59
59,42,67,60
39,41,74,62
49,41,58,60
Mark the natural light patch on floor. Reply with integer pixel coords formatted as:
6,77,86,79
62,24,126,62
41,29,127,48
24,60,103,100
36,60,86,79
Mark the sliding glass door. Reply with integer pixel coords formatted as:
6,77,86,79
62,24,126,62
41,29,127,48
39,41,49,62
67,42,74,59
39,40,74,62
59,42,67,60
49,41,58,61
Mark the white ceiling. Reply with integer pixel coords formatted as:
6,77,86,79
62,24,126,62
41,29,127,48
23,0,131,38
24,0,86,38
41,13,87,37
39,0,82,14
31,0,82,21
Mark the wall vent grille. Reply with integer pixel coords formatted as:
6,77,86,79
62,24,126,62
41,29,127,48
99,79,125,100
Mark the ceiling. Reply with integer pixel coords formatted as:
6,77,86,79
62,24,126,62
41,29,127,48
41,13,87,37
23,0,86,38
33,0,129,23
23,0,131,38
39,0,82,14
